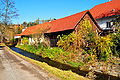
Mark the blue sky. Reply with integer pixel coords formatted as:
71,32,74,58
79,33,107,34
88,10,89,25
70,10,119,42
13,0,110,24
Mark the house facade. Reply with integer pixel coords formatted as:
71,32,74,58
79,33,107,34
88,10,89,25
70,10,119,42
16,10,101,47
90,0,120,30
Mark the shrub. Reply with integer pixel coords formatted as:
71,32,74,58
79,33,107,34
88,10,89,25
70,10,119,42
21,37,29,44
110,29,120,57
94,35,114,61
57,19,95,54
57,18,115,61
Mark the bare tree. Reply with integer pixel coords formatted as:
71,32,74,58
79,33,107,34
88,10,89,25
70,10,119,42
0,0,18,25
0,0,18,42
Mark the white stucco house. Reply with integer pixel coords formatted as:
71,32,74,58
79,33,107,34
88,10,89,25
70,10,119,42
90,0,120,31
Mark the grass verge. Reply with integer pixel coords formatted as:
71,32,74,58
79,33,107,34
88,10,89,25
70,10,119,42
0,43,6,46
6,46,89,80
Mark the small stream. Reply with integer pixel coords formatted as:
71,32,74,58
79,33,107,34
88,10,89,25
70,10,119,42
10,47,120,80
10,47,42,60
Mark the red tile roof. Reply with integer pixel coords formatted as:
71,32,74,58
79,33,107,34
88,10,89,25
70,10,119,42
16,10,90,36
48,10,89,33
16,22,51,36
90,0,120,19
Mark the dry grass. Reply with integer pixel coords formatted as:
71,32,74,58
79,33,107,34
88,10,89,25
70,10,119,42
0,43,6,46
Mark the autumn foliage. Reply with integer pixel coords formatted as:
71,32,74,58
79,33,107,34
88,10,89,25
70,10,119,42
57,19,114,61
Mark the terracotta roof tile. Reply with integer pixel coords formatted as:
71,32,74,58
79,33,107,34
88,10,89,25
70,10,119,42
16,10,89,36
90,0,120,19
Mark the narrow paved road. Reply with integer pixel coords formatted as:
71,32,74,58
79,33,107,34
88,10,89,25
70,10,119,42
0,47,58,80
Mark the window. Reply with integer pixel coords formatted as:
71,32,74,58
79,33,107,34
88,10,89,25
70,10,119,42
106,22,112,28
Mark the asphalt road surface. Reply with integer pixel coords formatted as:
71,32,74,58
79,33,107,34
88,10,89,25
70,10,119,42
0,47,58,80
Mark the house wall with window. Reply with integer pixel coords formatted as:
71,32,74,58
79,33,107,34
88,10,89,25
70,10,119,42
90,0,120,30
96,16,116,30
